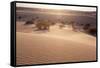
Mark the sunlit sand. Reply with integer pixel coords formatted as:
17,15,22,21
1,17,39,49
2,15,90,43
16,22,96,65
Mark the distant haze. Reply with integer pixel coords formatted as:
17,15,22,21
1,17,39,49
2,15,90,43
16,3,96,12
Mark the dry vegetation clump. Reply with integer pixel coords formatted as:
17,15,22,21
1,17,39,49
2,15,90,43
59,21,68,29
59,23,65,29
50,22,56,25
35,20,50,30
18,16,22,20
70,21,78,31
24,20,34,25
86,27,97,36
83,24,96,36
83,24,90,30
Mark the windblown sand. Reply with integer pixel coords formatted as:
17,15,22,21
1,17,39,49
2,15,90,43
16,22,96,65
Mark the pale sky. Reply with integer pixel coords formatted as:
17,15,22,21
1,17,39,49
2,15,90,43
16,3,96,11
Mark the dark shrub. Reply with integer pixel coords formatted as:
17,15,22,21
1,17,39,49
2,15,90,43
59,24,65,29
24,20,34,25
50,22,56,25
83,24,90,30
18,16,21,20
87,28,97,36
70,21,78,31
80,24,84,26
35,20,50,30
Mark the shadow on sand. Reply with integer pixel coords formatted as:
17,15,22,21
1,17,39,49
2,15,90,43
33,28,49,34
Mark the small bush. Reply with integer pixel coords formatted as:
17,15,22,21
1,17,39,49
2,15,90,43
24,20,34,25
35,20,50,30
50,22,56,25
83,24,90,30
18,16,22,20
87,28,97,36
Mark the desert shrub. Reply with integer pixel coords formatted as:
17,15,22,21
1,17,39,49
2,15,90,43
70,21,77,30
87,27,97,36
35,20,50,30
83,24,90,30
59,24,65,29
50,22,56,25
35,22,42,30
65,21,70,25
60,21,67,25
59,21,66,29
36,16,39,19
18,16,22,20
80,24,84,26
67,21,75,26
24,20,34,25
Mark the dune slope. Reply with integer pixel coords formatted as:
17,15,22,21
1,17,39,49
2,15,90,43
16,29,96,65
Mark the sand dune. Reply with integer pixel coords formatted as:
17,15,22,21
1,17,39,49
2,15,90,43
16,23,96,65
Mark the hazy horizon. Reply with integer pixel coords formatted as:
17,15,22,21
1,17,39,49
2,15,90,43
16,3,96,12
